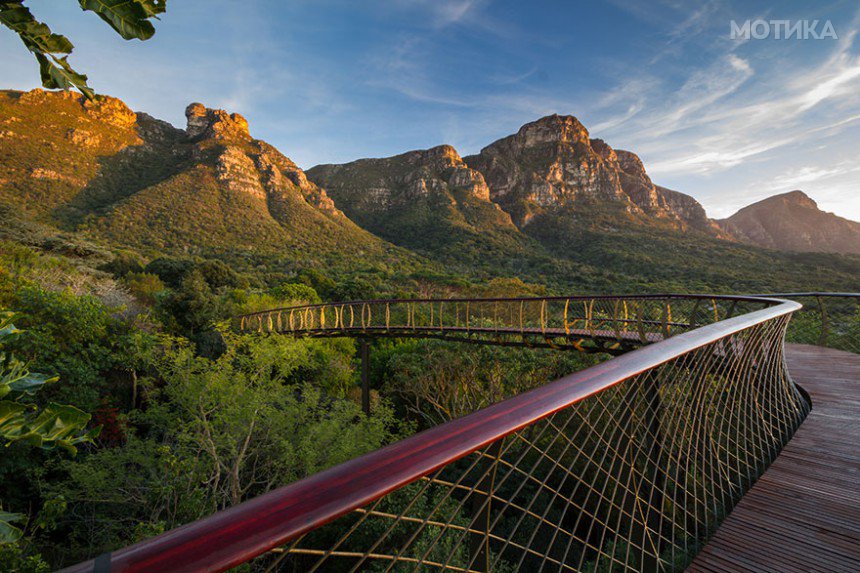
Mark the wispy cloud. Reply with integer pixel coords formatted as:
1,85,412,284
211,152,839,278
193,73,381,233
598,24,860,176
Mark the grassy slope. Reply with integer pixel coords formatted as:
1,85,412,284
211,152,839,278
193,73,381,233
525,206,860,293
0,90,425,276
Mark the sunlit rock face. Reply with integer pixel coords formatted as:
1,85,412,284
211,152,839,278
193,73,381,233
720,191,860,254
0,89,383,260
182,102,343,216
464,114,722,235
185,102,251,142
307,144,501,214
305,144,527,258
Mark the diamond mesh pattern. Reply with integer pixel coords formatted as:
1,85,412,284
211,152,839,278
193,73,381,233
246,312,807,572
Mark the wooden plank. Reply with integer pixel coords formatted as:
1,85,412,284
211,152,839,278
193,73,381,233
687,344,860,573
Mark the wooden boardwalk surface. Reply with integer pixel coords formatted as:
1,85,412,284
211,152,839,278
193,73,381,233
687,343,860,573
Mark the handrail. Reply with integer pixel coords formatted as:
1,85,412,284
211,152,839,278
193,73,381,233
62,296,798,573
747,292,860,298
237,293,780,319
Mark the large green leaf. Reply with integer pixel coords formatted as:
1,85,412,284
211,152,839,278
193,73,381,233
0,401,98,454
0,510,25,544
0,2,74,54
0,1,96,98
36,53,95,100
0,400,28,438
10,403,99,454
8,372,57,397
137,0,166,17
78,0,158,40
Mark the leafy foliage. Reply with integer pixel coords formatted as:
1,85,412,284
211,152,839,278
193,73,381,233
0,312,98,454
0,310,97,550
0,0,165,99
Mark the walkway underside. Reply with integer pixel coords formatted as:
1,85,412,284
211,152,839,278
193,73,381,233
687,344,860,573
280,325,662,353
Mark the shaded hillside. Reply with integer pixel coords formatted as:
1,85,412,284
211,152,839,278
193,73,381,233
720,191,860,255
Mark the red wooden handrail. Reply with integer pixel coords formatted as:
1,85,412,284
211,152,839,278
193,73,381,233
61,297,798,573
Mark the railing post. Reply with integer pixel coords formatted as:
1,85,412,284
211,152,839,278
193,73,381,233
360,338,370,415
642,375,665,573
816,295,830,347
471,440,501,572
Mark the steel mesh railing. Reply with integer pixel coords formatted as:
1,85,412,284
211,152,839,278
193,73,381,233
235,295,773,354
62,296,809,573
767,293,860,354
251,312,805,572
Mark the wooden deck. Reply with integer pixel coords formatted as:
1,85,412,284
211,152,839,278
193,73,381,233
687,343,860,573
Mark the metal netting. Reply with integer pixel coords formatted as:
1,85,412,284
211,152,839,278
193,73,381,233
780,294,860,353
245,313,807,572
236,296,774,354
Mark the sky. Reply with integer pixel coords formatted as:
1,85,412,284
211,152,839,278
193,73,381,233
2,0,859,221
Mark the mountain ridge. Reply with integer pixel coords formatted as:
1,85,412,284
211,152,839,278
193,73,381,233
0,89,420,273
720,190,860,255
1,88,858,294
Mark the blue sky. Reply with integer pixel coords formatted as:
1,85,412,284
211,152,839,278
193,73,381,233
2,0,859,220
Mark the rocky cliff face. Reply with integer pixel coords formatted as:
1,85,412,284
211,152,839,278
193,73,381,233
182,102,344,218
308,145,494,215
720,191,860,254
306,145,535,264
463,114,721,234
0,89,398,264
463,115,628,227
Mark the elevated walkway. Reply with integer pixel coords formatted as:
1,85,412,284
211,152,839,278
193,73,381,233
687,344,860,572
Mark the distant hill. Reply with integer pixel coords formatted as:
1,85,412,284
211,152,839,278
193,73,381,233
0,89,417,272
720,191,860,255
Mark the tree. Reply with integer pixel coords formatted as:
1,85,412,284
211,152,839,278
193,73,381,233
0,0,166,99
0,311,98,544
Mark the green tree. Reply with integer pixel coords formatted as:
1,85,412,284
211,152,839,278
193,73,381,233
51,332,401,562
0,0,166,99
270,282,321,304
0,311,97,544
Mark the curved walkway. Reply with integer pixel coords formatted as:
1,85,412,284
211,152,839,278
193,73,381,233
687,344,860,573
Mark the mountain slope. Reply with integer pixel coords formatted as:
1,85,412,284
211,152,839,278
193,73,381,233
2,91,858,293
719,191,860,255
461,115,859,290
306,145,561,274
0,89,417,271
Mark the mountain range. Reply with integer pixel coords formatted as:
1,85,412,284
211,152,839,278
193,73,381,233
0,88,857,292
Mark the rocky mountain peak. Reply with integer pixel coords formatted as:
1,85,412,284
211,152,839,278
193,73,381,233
720,190,860,254
513,114,590,148
185,102,250,141
778,190,818,209
465,116,727,234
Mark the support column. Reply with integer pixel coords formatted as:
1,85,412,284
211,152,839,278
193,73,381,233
360,339,370,415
